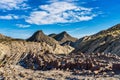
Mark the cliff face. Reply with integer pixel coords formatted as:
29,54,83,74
73,24,120,55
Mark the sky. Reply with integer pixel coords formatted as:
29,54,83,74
0,0,120,39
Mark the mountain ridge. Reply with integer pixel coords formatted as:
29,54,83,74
73,24,120,55
49,31,78,47
27,30,59,46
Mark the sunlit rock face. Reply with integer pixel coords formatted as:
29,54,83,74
0,39,74,67
0,43,10,65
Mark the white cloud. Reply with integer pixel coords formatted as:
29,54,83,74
0,14,19,20
40,2,77,14
0,0,29,10
26,1,96,25
16,24,30,28
0,15,12,20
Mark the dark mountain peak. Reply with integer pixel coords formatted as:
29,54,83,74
27,30,59,46
33,30,46,38
61,31,67,34
27,30,46,42
34,30,44,36
36,30,43,33
48,33,57,37
59,31,70,37
53,31,77,44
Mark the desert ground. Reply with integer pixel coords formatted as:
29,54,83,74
0,65,120,80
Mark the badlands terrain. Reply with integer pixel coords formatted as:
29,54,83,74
1,24,120,80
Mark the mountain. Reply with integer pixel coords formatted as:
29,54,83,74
48,33,57,37
73,24,120,55
51,31,78,46
27,30,59,46
27,30,74,53
53,31,77,43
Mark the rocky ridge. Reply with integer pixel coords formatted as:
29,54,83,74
48,33,57,38
27,30,59,46
51,31,78,47
73,24,120,55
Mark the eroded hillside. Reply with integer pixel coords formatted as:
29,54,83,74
73,24,120,55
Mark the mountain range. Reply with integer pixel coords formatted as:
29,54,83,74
1,24,120,66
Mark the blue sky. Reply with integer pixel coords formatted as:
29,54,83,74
0,0,120,39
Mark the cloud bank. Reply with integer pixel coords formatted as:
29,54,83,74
26,2,96,25
26,1,96,25
0,0,97,25
0,0,29,10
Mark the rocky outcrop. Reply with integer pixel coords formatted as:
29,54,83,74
112,63,120,70
18,51,120,75
73,24,120,55
1,51,120,79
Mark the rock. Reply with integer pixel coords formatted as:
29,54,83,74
112,63,120,70
0,43,11,66
94,71,99,75
19,72,26,78
0,76,4,80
